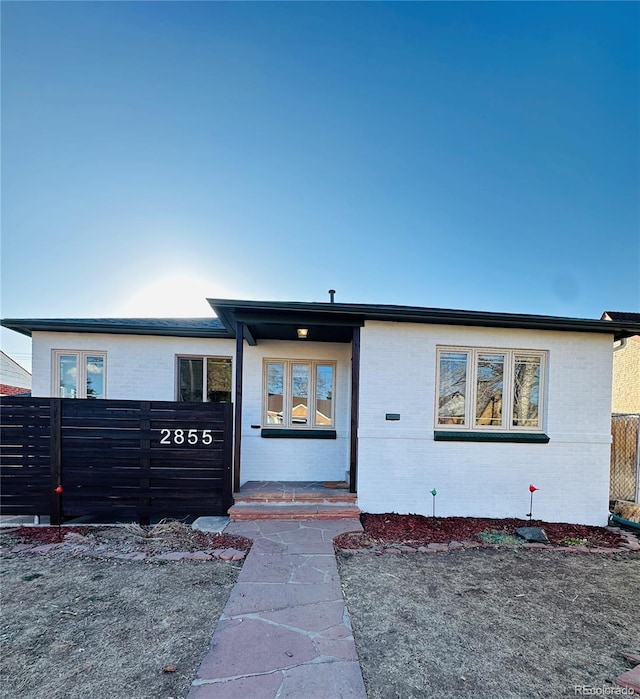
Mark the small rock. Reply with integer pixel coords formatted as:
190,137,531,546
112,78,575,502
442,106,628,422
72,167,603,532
10,544,35,553
385,548,401,554
182,552,213,561
427,543,448,552
219,548,244,561
31,544,61,553
397,545,416,553
449,541,465,550
516,527,549,544
207,548,227,558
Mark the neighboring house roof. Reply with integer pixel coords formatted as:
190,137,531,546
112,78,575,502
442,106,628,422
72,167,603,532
3,301,640,343
601,311,640,325
0,350,32,394
0,384,31,396
0,317,228,339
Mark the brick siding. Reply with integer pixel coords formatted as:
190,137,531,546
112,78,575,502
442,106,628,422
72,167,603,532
612,336,640,413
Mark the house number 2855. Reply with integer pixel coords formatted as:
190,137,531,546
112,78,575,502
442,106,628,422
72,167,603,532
159,429,215,445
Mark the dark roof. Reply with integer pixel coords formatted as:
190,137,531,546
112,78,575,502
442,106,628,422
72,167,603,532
0,317,229,339
3,301,640,342
208,299,640,342
601,311,640,323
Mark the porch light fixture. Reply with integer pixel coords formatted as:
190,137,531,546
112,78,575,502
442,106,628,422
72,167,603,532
297,328,309,339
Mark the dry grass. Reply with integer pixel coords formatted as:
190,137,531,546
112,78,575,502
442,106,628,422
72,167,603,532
120,519,192,541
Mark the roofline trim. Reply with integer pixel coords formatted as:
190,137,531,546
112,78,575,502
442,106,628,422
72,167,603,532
0,319,233,339
207,299,640,341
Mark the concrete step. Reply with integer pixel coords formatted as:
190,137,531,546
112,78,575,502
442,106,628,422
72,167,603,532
228,502,361,521
234,482,356,505
234,491,357,504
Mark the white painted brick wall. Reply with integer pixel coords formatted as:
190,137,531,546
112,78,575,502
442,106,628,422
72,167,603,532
32,332,236,400
356,321,614,526
31,332,350,484
238,340,351,483
31,321,615,524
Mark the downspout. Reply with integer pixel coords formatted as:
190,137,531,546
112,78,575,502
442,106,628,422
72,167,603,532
613,338,628,352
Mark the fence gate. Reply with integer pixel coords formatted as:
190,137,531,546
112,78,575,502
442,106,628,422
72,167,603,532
1,397,233,524
610,413,640,504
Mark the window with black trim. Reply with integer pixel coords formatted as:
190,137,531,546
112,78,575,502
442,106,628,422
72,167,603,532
264,360,335,429
435,347,546,432
177,356,232,402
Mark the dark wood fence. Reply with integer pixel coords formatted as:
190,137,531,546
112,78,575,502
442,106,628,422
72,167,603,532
1,397,233,524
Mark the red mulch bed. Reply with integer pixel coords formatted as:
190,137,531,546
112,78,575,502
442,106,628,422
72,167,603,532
11,526,89,545
334,513,623,549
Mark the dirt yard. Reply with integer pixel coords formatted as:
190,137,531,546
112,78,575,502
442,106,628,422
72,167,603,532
338,548,640,699
2,518,638,699
0,524,249,699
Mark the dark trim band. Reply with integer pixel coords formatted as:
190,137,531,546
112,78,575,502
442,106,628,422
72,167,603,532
434,431,550,443
261,429,337,440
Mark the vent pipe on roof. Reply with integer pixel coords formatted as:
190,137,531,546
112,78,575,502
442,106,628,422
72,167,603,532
328,289,336,303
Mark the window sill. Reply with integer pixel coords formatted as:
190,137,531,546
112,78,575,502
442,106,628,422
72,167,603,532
434,431,549,443
261,428,337,439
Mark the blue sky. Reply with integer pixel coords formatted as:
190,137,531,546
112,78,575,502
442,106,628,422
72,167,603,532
1,1,638,369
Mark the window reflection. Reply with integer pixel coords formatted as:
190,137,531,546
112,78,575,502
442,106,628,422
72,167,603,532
86,356,104,399
59,355,78,398
316,365,333,426
475,354,504,426
267,363,284,424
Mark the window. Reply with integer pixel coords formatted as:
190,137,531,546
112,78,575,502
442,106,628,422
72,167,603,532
177,357,232,402
54,351,106,399
436,347,546,431
264,360,335,429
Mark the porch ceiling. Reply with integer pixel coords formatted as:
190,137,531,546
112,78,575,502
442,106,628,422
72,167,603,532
211,303,363,344
244,322,354,343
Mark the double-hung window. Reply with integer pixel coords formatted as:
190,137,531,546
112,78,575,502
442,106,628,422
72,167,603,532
435,347,546,432
54,350,106,399
177,356,232,402
264,360,335,429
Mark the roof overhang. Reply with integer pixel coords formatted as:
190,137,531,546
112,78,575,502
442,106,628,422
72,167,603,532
209,300,363,344
208,299,640,343
0,318,232,339
3,300,639,343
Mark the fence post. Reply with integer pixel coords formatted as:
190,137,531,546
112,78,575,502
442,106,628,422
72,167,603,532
139,402,151,526
50,399,62,526
222,403,233,511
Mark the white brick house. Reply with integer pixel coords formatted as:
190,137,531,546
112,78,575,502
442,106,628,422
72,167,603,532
4,299,639,525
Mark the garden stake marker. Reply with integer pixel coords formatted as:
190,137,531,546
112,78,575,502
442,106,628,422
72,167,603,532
431,488,437,523
54,485,63,540
527,484,538,521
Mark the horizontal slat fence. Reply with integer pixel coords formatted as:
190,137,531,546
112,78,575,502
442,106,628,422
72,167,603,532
0,398,54,516
1,397,232,524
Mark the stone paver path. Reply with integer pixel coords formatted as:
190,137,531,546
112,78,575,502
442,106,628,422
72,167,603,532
188,519,366,698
